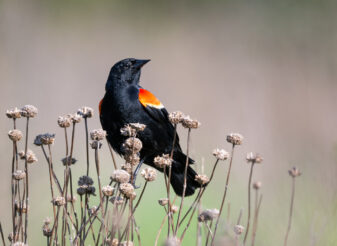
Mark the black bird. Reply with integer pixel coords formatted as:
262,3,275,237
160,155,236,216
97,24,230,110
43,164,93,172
99,58,200,196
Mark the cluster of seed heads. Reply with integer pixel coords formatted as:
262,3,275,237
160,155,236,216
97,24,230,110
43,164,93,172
140,167,157,182
111,169,130,183
246,152,263,164
198,209,219,222
119,183,136,200
8,130,23,142
226,133,244,145
18,150,38,164
288,167,301,177
34,133,55,146
169,111,200,129
154,154,172,169
212,148,230,160
194,174,210,185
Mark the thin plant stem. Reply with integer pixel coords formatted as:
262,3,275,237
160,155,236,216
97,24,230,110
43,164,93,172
243,162,255,244
107,140,118,170
284,177,296,246
211,144,236,246
84,118,90,176
23,117,29,243
154,214,168,246
204,222,213,239
168,124,177,236
251,195,262,246
0,221,6,246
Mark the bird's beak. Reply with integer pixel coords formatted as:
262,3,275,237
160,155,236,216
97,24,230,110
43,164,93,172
134,59,151,69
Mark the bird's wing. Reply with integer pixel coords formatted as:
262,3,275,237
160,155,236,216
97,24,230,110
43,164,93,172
138,88,181,150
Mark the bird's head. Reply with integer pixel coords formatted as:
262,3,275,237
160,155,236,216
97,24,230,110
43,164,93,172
106,58,150,90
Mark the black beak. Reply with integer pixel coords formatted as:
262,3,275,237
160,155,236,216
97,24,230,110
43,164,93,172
134,59,150,69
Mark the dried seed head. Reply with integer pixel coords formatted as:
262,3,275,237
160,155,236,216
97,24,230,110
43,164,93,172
120,125,136,137
15,202,28,213
110,238,119,246
40,133,55,145
13,242,28,246
57,116,71,128
90,129,107,141
77,106,94,118
129,123,146,132
246,152,263,164
102,185,114,196
288,167,301,178
165,237,181,246
90,140,103,149
154,154,172,169
168,111,184,124
42,217,52,237
121,163,132,174
33,134,43,146
182,115,201,129
13,170,26,180
120,241,133,246
171,205,178,214
109,196,124,205
77,176,96,196
62,156,77,166
89,206,98,216
253,181,262,190
194,174,210,185
111,170,130,183
26,150,38,163
212,148,230,160
6,107,22,119
234,225,245,235
124,153,140,166
226,133,243,145
21,105,38,118
119,183,135,199
8,129,23,142
141,168,157,182
66,194,77,203
68,113,81,123
52,197,66,206
78,176,94,186
123,137,142,153
158,198,169,206
198,209,219,222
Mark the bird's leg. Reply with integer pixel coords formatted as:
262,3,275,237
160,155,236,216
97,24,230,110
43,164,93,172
132,158,145,189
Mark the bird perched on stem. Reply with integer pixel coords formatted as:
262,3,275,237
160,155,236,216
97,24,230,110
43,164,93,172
99,58,200,196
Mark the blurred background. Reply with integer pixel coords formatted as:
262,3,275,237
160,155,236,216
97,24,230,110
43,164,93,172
1,0,337,245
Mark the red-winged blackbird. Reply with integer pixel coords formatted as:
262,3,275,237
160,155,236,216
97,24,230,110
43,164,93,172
99,58,200,196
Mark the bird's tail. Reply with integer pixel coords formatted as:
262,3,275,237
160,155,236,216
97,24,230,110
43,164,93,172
168,156,201,197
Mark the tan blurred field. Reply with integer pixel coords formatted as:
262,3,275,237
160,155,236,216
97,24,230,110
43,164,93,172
1,0,337,245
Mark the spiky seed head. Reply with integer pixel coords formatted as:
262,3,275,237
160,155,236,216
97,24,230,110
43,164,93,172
154,154,172,169
212,148,230,160
77,106,94,118
111,170,130,183
288,167,301,177
226,133,243,145
253,181,262,189
182,115,201,129
102,185,114,196
158,198,169,206
198,209,219,222
234,225,245,235
123,137,142,153
52,197,66,206
194,174,210,185
21,105,38,118
141,168,157,182
119,183,135,199
6,107,22,119
57,116,71,128
8,129,23,142
13,170,26,180
40,133,55,145
169,111,184,124
246,152,263,164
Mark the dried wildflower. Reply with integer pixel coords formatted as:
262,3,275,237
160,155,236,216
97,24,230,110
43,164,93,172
154,154,172,169
123,137,142,153
120,125,136,137
121,162,132,173
102,185,114,196
129,123,146,132
90,140,102,149
8,129,23,142
120,241,133,246
77,106,94,118
171,205,178,214
21,105,38,118
141,167,157,182
90,129,107,141
61,156,77,166
6,107,22,119
253,181,262,190
78,175,94,186
40,133,55,145
42,217,52,237
66,194,77,203
234,225,245,235
169,111,184,124
89,206,98,216
119,183,135,199
158,198,169,206
213,148,230,160
194,174,210,185
182,115,201,129
288,167,301,178
110,238,119,246
198,209,219,222
52,197,66,206
246,152,263,164
68,113,81,123
15,202,28,213
13,170,26,180
226,133,243,145
77,176,96,196
109,196,124,205
34,134,43,146
19,149,38,163
124,153,140,166
111,170,130,183
165,237,181,246
57,116,71,128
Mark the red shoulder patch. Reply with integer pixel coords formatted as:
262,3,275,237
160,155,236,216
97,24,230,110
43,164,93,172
139,88,164,108
99,99,103,115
